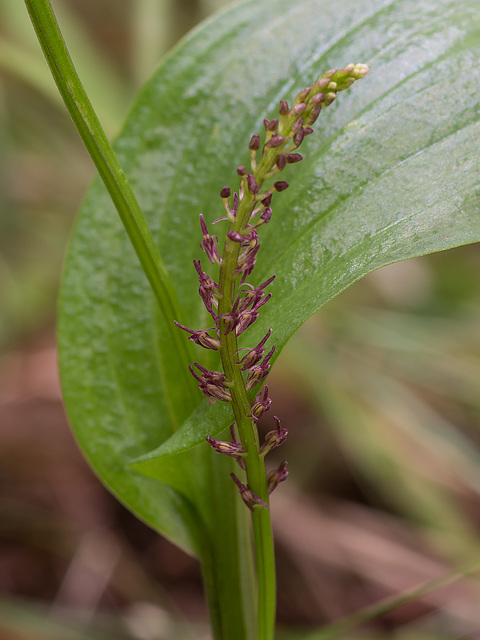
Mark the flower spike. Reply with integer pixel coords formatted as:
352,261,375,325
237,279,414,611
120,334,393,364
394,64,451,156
175,63,369,509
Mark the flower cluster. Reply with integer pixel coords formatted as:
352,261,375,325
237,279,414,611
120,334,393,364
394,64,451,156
176,63,369,509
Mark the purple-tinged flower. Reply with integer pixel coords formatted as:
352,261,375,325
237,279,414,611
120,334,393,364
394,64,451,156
246,346,275,389
215,192,238,224
273,181,289,192
234,232,261,282
250,385,272,421
260,416,288,455
207,435,245,458
239,275,275,311
260,207,272,224
237,329,272,371
237,165,247,176
207,424,246,468
174,321,220,350
193,259,217,313
231,473,268,511
189,363,231,403
236,294,271,335
267,461,288,494
279,100,289,115
199,214,221,265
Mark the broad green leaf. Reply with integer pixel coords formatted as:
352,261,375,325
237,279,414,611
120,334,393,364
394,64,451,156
59,0,480,572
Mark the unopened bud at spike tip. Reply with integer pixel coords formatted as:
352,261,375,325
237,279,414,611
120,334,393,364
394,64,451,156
249,134,260,151
220,186,231,199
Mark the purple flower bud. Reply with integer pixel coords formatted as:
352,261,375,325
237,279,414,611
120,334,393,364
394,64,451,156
315,77,330,91
237,165,247,176
303,127,314,136
293,129,305,147
273,181,289,192
286,153,303,163
174,321,221,350
290,102,306,116
247,174,259,195
267,118,279,132
260,207,272,224
263,118,271,131
310,92,325,104
267,461,288,494
260,416,288,455
291,116,304,133
266,136,285,149
251,385,272,421
279,99,289,115
220,186,231,198
249,134,260,151
231,473,268,511
193,259,217,313
276,154,287,171
260,192,272,208
294,87,310,103
305,105,322,126
227,230,244,243
199,214,221,265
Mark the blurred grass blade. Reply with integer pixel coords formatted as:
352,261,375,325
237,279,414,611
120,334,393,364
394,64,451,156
307,560,480,639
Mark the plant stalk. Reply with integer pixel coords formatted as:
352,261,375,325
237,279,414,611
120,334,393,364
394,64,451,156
24,0,196,407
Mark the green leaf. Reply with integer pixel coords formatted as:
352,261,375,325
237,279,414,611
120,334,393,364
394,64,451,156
59,0,480,566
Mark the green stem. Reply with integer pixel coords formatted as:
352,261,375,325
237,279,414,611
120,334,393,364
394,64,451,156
24,0,196,406
218,189,277,640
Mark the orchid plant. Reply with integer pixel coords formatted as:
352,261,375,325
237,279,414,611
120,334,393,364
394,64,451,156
25,0,480,638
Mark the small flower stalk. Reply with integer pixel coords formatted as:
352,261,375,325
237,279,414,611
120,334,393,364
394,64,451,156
176,63,369,510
